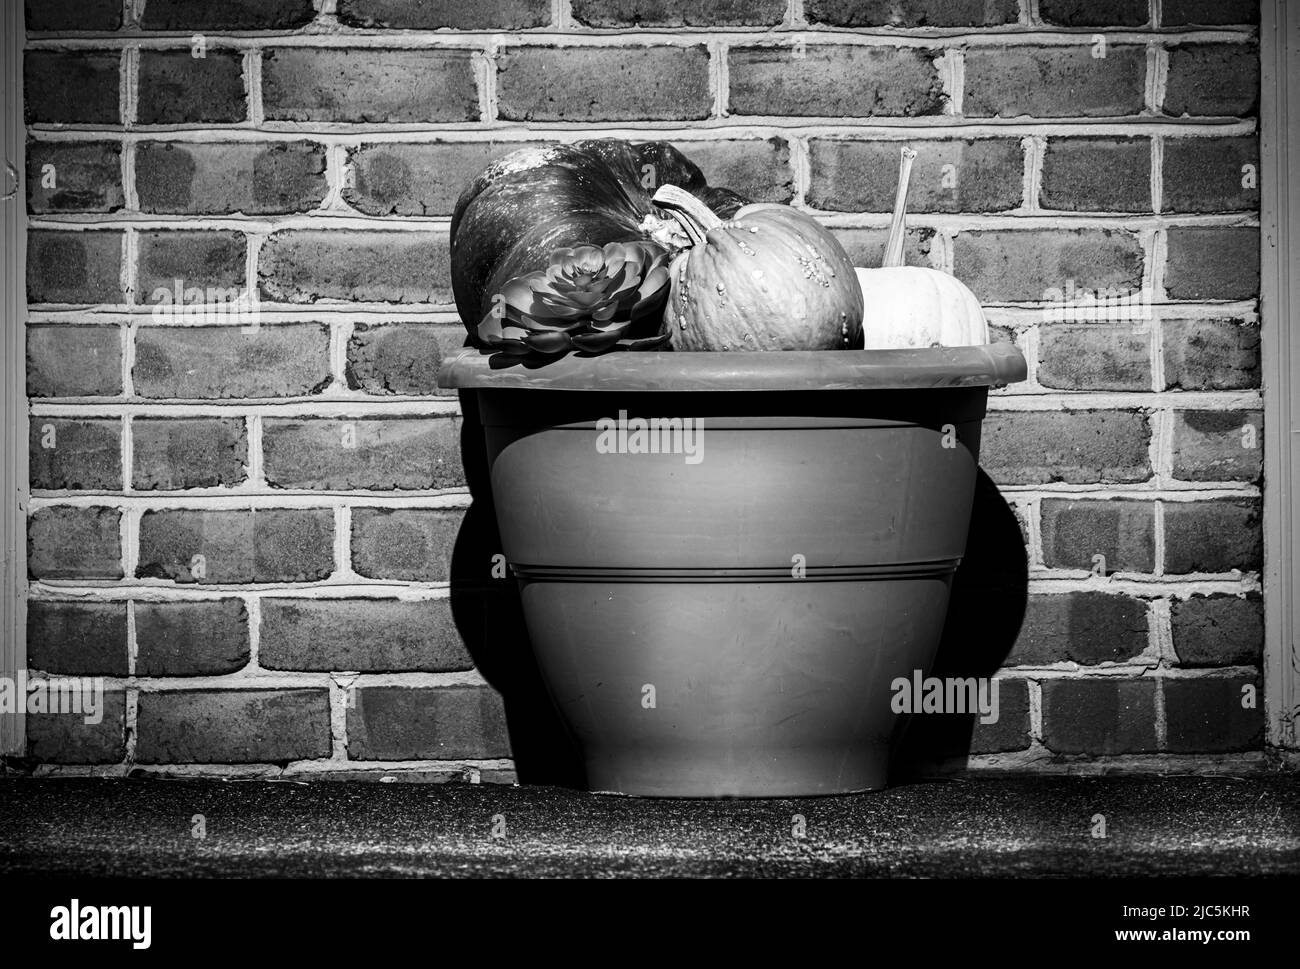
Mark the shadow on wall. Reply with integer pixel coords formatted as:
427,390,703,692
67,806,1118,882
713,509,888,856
452,404,1029,790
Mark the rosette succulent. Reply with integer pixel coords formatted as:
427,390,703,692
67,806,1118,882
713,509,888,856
476,241,672,355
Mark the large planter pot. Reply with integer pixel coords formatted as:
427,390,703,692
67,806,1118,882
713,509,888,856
440,343,1027,797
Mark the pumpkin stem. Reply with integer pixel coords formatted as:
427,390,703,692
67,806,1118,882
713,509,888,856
652,184,723,249
883,146,917,269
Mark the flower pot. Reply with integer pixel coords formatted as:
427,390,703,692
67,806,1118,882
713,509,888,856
440,343,1027,797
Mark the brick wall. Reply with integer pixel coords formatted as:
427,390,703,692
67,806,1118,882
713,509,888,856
21,0,1264,778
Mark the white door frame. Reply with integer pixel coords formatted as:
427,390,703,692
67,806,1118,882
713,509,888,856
1261,0,1300,752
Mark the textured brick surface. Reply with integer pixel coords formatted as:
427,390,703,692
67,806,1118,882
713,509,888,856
1162,136,1260,213
968,678,1031,754
351,508,461,581
140,0,317,29
1041,678,1158,754
1170,410,1263,482
1170,594,1263,668
980,411,1151,485
963,47,1146,119
952,229,1144,303
136,689,331,763
1040,499,1156,574
1162,319,1259,390
25,0,123,31
1041,138,1151,212
134,599,251,676
1009,593,1148,666
137,51,246,125
263,49,479,123
832,227,933,268
132,418,249,490
136,509,335,583
25,691,127,765
1163,500,1262,574
346,141,550,217
262,417,463,491
1162,0,1259,26
27,601,129,676
1036,325,1152,391
137,231,246,298
499,46,711,122
28,418,122,491
133,324,331,399
573,0,784,26
27,231,124,305
670,138,793,204
1039,0,1147,26
24,52,121,125
28,507,122,580
26,142,123,213
809,138,1022,213
259,231,452,304
260,598,473,672
346,323,465,396
1163,676,1263,752
340,0,550,28
1164,44,1260,117
137,142,328,215
1164,227,1260,301
729,45,943,118
806,0,1018,26
347,686,511,760
27,326,122,398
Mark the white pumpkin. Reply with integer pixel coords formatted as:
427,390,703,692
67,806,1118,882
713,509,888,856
857,146,990,350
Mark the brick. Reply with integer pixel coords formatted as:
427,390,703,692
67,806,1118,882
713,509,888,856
351,508,461,581
1041,499,1156,574
263,48,478,123
1036,324,1152,391
26,691,126,765
1163,676,1263,752
952,229,1143,303
729,45,942,118
347,685,510,760
136,509,334,583
1009,593,1148,666
140,0,316,29
137,141,328,216
963,47,1146,119
133,324,331,399
669,138,793,204
137,230,246,299
806,0,1018,26
29,418,122,491
1162,319,1259,391
1162,136,1259,213
499,46,711,122
341,0,550,28
26,142,123,213
27,230,124,304
27,601,129,676
24,51,121,125
1041,678,1158,754
27,325,122,398
831,227,933,268
136,689,331,763
260,598,473,672
346,141,554,218
1164,44,1260,117
808,138,1022,213
135,600,250,676
258,230,452,305
132,418,248,490
1171,410,1262,482
572,0,783,26
1164,227,1259,301
137,50,246,125
1163,499,1262,574
969,678,1031,754
346,323,465,396
25,0,123,30
1162,0,1259,26
1171,594,1263,667
980,411,1151,485
263,417,463,491
28,507,122,580
1041,137,1151,212
1039,0,1147,26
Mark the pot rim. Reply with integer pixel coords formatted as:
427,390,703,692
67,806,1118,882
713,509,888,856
437,342,1027,393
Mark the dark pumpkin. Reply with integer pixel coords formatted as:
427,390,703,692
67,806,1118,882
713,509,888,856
450,139,747,341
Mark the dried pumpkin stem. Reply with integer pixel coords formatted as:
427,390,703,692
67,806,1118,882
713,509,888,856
652,184,723,249
883,146,917,269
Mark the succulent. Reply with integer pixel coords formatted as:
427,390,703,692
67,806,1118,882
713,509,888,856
477,241,672,356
